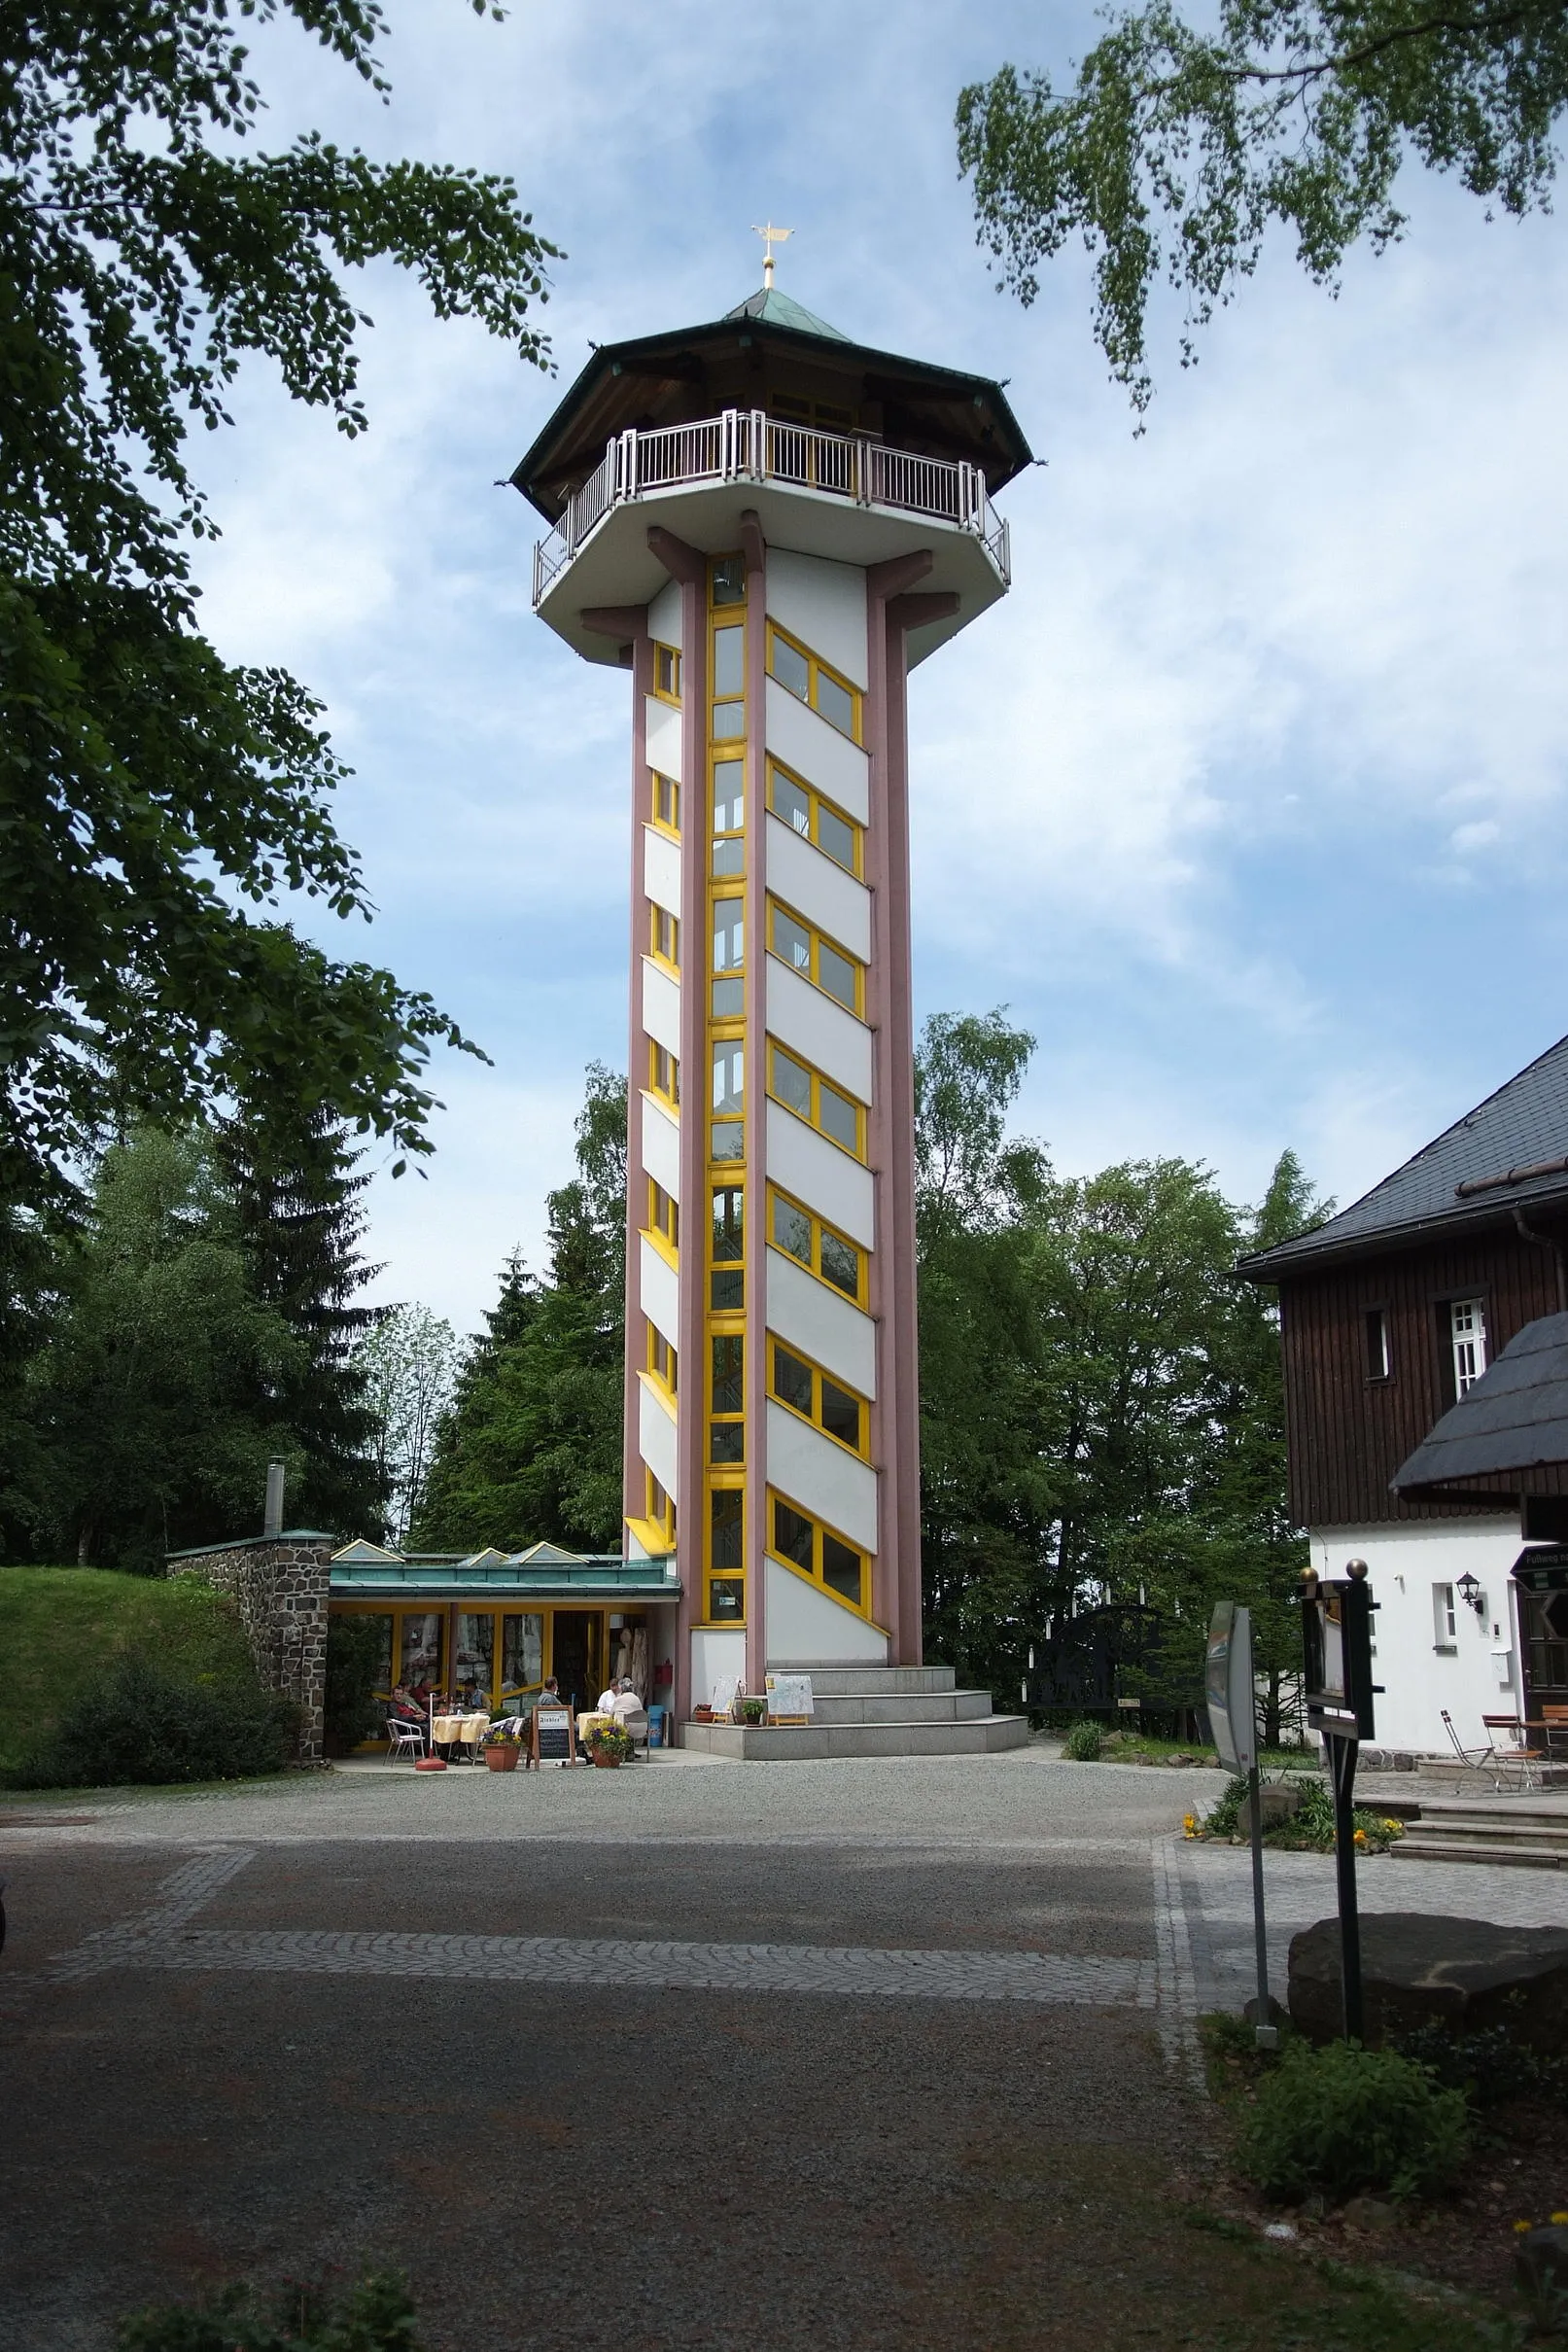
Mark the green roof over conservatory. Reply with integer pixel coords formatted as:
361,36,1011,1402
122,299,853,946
329,1537,679,1601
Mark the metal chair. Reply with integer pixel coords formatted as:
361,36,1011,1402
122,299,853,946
1481,1713,1544,1792
1440,1708,1494,1789
386,1716,426,1765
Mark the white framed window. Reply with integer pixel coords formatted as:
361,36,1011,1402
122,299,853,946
1450,1298,1488,1396
1433,1583,1457,1645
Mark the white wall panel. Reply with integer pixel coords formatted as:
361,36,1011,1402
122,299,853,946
766,957,873,1103
764,1557,887,1665
640,1092,680,1202
765,549,868,688
766,1248,877,1398
765,817,872,963
766,1400,878,1554
644,824,681,920
690,1628,747,1710
766,1103,875,1246
765,678,869,824
639,1234,679,1353
638,1373,679,1503
645,695,682,783
641,956,681,1059
648,579,682,649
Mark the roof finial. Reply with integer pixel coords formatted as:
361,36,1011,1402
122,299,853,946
752,222,792,291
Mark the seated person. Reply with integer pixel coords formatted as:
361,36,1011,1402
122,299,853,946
609,1678,644,1722
595,1677,620,1715
387,1684,425,1725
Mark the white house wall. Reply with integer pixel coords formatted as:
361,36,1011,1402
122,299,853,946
765,817,872,962
690,1627,747,1712
637,1373,679,1504
764,1556,887,1666
766,1246,877,1397
644,824,681,921
641,956,681,1060
645,695,682,782
1309,1519,1523,1753
648,578,682,649
639,1234,679,1354
765,1399,878,1554
766,1102,875,1247
765,549,869,689
765,956,873,1103
764,678,869,825
640,1093,680,1202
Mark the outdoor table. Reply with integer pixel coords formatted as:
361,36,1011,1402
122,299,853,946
431,1710,490,1759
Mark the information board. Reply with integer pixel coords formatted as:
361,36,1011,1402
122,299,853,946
530,1703,575,1766
765,1672,814,1723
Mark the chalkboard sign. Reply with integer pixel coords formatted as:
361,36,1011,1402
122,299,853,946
530,1703,576,1766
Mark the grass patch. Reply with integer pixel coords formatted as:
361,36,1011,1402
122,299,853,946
0,1565,259,1780
1099,1731,1317,1771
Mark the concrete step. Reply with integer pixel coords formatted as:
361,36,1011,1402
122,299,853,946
1392,1835,1567,1871
1412,1802,1568,1843
680,1714,1028,1761
807,1690,993,1726
765,1664,958,1698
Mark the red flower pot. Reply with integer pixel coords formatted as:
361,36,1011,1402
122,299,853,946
484,1745,519,1773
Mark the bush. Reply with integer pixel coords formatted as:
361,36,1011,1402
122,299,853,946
1062,1720,1103,1761
11,1652,296,1787
1239,2039,1470,2202
1391,2016,1568,2109
117,2268,422,2350
324,1614,387,1753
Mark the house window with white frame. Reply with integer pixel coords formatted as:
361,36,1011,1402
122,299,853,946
1433,1584,1457,1646
1450,1298,1488,1396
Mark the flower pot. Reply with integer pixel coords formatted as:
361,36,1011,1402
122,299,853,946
484,1746,519,1773
591,1749,621,1769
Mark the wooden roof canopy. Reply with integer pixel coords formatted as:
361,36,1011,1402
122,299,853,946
509,287,1034,524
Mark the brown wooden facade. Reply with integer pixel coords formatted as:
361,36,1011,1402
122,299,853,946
1276,1219,1568,1529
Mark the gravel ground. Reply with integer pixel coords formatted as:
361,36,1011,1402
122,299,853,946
0,1750,1538,2351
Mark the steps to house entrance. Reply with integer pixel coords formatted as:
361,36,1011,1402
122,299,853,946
679,1663,1028,1761
1392,1796,1568,1870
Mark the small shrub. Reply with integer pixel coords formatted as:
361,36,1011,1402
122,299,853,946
1062,1719,1102,1762
1239,2039,1470,2202
1391,2016,1568,2110
324,1613,387,1752
12,1652,296,1787
116,2267,422,2350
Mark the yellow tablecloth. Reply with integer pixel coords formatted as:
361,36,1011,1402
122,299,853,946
432,1712,490,1746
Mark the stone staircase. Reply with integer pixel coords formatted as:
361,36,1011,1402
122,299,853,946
1391,1795,1568,1871
679,1663,1028,1760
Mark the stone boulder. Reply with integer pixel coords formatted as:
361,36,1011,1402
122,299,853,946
1288,1913,1568,2051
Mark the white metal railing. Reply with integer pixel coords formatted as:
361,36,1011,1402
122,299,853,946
532,407,1011,605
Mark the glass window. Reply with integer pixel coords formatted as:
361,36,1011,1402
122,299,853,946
772,636,810,701
772,1196,812,1264
711,1267,743,1311
712,702,745,740
816,670,855,737
711,978,744,1017
773,1343,813,1418
649,1327,677,1391
454,1612,495,1702
501,1613,544,1694
712,1333,745,1414
651,1042,679,1106
821,1533,863,1603
711,1121,744,1162
653,772,679,831
712,1040,744,1115
773,1498,813,1569
711,1487,744,1568
770,770,811,836
400,1611,444,1691
771,1047,811,1116
708,1576,745,1619
713,900,744,969
1451,1299,1488,1396
818,941,856,1008
817,803,855,871
712,1186,744,1259
650,905,679,967
820,1230,860,1297
712,757,745,874
820,1378,860,1449
712,555,746,607
711,1422,745,1464
773,909,811,973
1364,1308,1389,1380
654,644,679,699
819,1081,859,1152
713,625,745,699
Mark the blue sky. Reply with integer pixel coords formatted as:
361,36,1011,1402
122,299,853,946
195,0,1568,1333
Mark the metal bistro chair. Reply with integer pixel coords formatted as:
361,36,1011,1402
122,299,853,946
1441,1708,1496,1791
1481,1712,1545,1793
386,1714,427,1766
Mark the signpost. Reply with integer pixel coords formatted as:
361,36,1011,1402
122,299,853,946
1301,1560,1379,2041
1205,1602,1275,2050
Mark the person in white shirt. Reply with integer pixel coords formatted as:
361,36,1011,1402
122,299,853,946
610,1678,644,1722
594,1681,620,1714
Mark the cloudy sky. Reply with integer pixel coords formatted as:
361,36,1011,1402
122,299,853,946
197,0,1568,1336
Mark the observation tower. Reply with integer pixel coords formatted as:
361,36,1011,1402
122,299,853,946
512,249,1030,1733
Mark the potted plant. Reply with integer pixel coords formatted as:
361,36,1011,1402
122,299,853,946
740,1698,767,1726
483,1721,523,1773
586,1720,633,1769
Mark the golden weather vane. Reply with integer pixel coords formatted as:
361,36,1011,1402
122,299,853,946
752,223,792,290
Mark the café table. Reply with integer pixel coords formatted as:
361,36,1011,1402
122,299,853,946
431,1709,490,1763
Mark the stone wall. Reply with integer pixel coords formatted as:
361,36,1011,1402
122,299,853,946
167,1532,333,1762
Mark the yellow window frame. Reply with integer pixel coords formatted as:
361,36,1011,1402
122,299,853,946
648,1039,680,1112
648,902,679,974
766,896,863,1016
650,771,680,837
767,1335,869,1458
765,1184,866,1308
646,1176,679,1262
766,1040,866,1161
765,620,861,744
705,1473,747,1628
766,759,861,879
645,1320,678,1401
710,745,746,881
652,643,681,705
765,1489,872,1619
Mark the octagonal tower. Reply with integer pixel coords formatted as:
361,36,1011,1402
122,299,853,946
512,275,1029,1722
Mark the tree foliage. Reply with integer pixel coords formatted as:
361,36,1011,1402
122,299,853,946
355,1301,457,1541
957,0,1568,406
1,0,558,1211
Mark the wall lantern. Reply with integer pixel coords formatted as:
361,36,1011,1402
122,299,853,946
1456,1570,1486,1619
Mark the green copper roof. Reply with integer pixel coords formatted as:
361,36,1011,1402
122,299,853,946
723,285,850,342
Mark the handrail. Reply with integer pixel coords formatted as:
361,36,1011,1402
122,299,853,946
532,407,1010,606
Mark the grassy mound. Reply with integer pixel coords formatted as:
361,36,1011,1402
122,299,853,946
0,1565,262,1782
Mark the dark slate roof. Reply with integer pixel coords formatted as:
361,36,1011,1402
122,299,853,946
1241,1032,1568,1279
723,285,849,341
1392,1313,1568,1495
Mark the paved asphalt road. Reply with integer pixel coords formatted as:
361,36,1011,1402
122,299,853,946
5,1752,1568,2351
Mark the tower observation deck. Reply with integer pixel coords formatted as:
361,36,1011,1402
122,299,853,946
512,281,1030,1724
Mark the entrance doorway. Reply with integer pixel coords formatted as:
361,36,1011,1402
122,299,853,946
550,1611,601,1715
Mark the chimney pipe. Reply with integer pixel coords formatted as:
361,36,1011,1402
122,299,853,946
263,1459,286,1539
